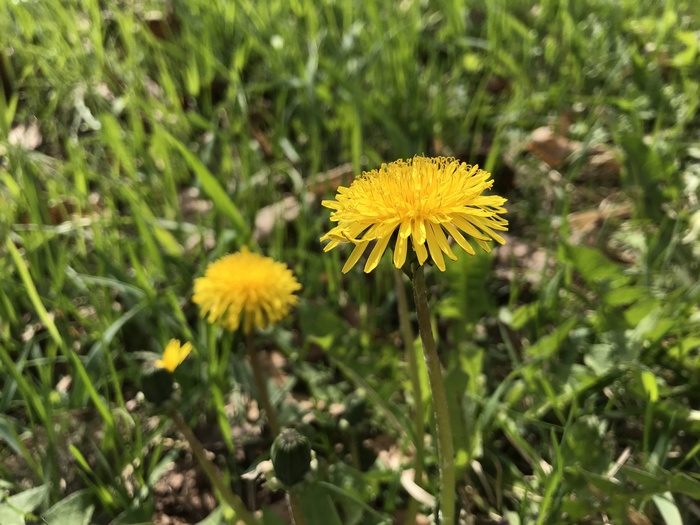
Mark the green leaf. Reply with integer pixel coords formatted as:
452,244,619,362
195,506,224,525
508,303,541,330
317,481,391,524
640,370,659,402
441,250,494,324
444,367,471,470
671,31,699,67
0,485,49,525
668,472,700,499
7,485,48,514
261,507,287,525
584,343,617,375
159,128,249,240
563,245,627,287
604,286,648,307
0,417,24,457
525,318,576,359
622,466,667,491
299,303,345,341
297,483,343,525
41,490,94,525
0,505,24,525
653,493,682,525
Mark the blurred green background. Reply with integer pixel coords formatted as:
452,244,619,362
1,0,700,523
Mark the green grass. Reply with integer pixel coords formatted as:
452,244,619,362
2,0,700,523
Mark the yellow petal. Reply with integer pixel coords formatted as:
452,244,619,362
451,216,491,241
413,218,426,245
425,225,446,271
432,223,457,260
364,234,392,273
156,339,192,372
412,234,429,264
393,224,409,269
342,240,370,273
444,223,476,255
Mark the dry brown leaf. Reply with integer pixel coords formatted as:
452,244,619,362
55,375,72,393
253,194,311,241
626,507,653,525
252,128,273,157
567,201,633,244
305,162,356,196
526,126,620,181
527,126,578,168
178,186,213,219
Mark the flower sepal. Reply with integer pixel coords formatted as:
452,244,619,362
141,366,175,406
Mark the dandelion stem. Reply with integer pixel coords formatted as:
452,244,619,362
246,332,281,436
411,265,455,525
287,492,307,525
170,410,259,525
395,268,425,525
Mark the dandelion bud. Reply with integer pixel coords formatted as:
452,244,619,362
271,429,311,487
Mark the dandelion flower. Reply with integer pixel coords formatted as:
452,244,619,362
156,339,193,372
193,247,301,333
320,156,508,273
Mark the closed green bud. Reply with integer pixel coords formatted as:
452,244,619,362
271,429,311,487
141,367,174,405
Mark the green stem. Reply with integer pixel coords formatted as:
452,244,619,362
247,332,281,436
287,492,307,525
170,410,258,525
411,265,455,525
349,429,363,471
395,268,425,525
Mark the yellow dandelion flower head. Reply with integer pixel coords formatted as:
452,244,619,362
192,247,302,333
319,156,508,273
156,339,193,372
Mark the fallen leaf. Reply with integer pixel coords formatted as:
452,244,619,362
567,201,633,244
526,126,578,168
526,126,620,181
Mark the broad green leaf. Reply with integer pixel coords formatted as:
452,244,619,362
41,490,94,525
653,493,682,525
0,505,23,525
563,245,627,286
668,472,700,499
672,31,699,67
508,303,541,330
525,318,576,358
584,343,617,375
604,286,648,306
7,485,48,513
297,483,343,525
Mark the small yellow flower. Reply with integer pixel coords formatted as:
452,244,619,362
156,339,193,372
192,247,302,333
320,156,508,273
